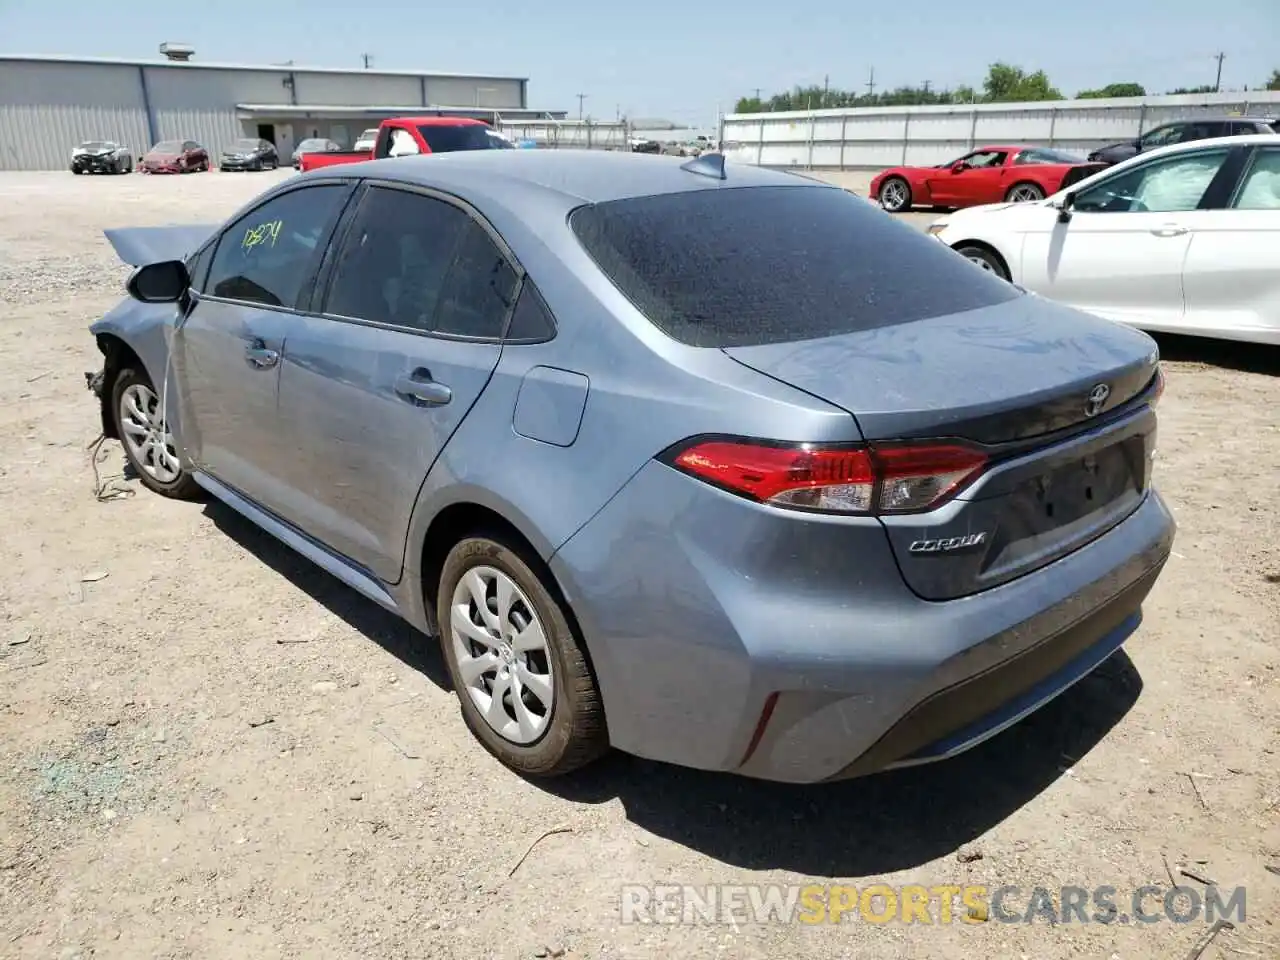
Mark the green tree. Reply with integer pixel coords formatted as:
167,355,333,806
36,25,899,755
1076,82,1146,99
983,62,1064,102
1266,69,1280,91
1166,84,1216,94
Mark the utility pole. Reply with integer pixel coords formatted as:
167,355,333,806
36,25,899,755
1213,51,1225,92
922,79,931,94
361,53,373,70
575,93,587,120
823,74,829,107
865,66,876,98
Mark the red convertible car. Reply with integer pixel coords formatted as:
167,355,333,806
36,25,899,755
870,145,1106,213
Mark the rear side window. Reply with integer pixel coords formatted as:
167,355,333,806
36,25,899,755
568,185,1023,348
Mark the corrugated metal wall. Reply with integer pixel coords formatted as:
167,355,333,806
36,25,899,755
721,91,1280,170
0,61,150,170
0,59,531,169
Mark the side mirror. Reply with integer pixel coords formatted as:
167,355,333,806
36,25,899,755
1057,191,1076,224
127,259,190,303
952,162,969,173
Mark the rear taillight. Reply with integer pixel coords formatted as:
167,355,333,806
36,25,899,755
664,438,987,515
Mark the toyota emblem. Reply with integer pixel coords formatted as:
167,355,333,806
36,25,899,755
1085,383,1110,417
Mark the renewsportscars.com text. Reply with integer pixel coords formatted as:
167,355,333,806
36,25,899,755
619,883,1247,926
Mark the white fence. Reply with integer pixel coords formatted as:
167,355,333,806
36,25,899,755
495,118,630,150
720,91,1280,169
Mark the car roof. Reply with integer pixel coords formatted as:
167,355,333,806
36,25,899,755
396,117,488,126
1156,115,1276,123
303,149,827,205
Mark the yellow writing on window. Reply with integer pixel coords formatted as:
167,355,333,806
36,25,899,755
242,219,283,252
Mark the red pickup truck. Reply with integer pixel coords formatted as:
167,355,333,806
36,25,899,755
298,116,513,171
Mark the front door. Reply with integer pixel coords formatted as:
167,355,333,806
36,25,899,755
275,123,294,160
928,149,1010,206
174,181,354,511
274,183,517,582
1018,146,1234,327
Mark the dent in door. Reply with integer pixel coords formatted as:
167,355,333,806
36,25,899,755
512,367,590,447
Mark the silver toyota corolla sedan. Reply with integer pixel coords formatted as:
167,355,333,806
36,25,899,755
86,150,1175,784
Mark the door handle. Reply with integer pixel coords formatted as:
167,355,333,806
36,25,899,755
1150,224,1188,237
244,341,279,369
393,370,452,407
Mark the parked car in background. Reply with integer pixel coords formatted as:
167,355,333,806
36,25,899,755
873,145,1107,212
70,140,133,175
86,150,1173,784
219,138,279,172
291,138,342,169
1088,116,1277,165
139,140,209,174
932,133,1280,346
629,137,661,154
353,128,380,152
297,118,507,172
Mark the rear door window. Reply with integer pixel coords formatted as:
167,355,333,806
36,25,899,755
568,185,1022,348
322,186,517,339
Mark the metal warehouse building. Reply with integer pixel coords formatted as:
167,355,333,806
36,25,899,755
0,48,567,170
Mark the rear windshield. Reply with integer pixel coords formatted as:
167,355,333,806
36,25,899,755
569,185,1023,348
1016,147,1084,164
417,124,498,152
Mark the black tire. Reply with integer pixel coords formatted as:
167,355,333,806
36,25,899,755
1005,182,1045,203
953,243,1011,281
111,366,203,500
71,166,83,175
878,176,912,213
436,534,607,777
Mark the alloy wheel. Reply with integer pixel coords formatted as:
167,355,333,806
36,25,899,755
449,565,555,744
1009,185,1044,203
880,180,908,211
119,382,181,484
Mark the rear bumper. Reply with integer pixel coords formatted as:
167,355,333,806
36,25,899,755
550,460,1174,784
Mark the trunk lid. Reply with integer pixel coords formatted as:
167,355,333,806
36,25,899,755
723,295,1162,600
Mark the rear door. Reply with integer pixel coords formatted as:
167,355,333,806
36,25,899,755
1180,144,1280,342
273,182,517,582
1018,145,1237,327
174,182,354,510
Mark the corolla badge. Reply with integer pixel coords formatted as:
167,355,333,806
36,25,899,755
1085,383,1110,417
909,532,988,554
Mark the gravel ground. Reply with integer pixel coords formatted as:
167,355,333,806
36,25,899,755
0,169,1277,960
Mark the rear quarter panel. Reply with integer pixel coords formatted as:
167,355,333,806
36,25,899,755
398,184,862,625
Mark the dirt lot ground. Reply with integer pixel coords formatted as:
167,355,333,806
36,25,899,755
0,168,1277,960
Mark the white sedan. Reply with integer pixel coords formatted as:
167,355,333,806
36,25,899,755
929,133,1280,346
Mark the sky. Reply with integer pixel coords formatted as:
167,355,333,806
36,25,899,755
1,0,1276,127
